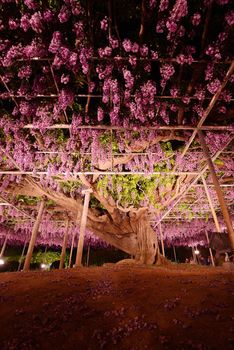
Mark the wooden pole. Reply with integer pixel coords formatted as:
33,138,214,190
86,243,91,267
205,231,215,266
18,241,27,271
159,223,165,257
59,219,69,269
68,207,81,268
173,245,177,262
0,234,8,257
198,130,234,250
202,175,221,232
68,231,75,268
22,124,233,131
75,189,93,267
23,198,45,271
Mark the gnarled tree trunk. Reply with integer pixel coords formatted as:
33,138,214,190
11,180,164,265
87,208,163,265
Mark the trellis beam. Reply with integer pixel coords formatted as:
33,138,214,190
198,130,234,250
5,94,234,102
1,177,233,187
15,56,232,64
22,124,233,131
1,171,233,181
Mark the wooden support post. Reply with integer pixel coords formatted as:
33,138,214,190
0,234,8,257
68,231,75,268
18,241,27,271
205,231,215,266
23,198,45,271
159,223,165,257
201,175,221,232
68,211,80,268
75,188,93,267
86,243,91,267
173,245,177,262
59,219,69,269
198,130,234,250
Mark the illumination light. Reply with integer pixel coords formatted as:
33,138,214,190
40,263,50,270
0,258,5,265
194,249,200,255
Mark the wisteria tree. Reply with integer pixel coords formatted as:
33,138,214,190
0,0,233,264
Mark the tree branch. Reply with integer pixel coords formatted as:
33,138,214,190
126,132,187,152
78,174,116,215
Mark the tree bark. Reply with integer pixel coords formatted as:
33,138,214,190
11,180,164,265
86,208,163,265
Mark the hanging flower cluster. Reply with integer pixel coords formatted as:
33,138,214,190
0,0,233,248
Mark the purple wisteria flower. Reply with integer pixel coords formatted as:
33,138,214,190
159,0,169,11
58,89,74,111
18,65,32,79
25,0,38,10
43,10,54,22
207,79,221,94
49,32,62,53
30,12,44,33
20,14,31,32
8,18,19,30
100,17,108,31
58,5,71,23
191,13,201,26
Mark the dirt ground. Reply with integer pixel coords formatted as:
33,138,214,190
0,264,233,350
